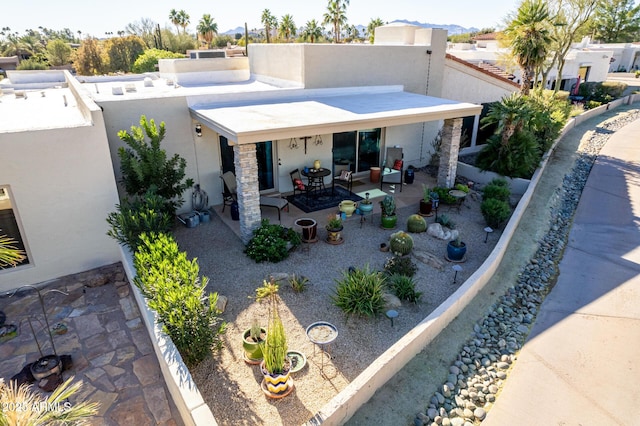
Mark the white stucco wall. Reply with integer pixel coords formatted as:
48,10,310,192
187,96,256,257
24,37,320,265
0,111,121,291
98,96,221,214
443,57,518,104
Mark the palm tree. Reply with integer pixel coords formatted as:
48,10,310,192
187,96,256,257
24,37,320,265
197,14,218,49
302,19,323,43
178,10,190,34
169,9,181,34
481,93,532,146
278,14,296,42
367,18,384,43
323,0,348,43
502,0,552,95
261,9,278,43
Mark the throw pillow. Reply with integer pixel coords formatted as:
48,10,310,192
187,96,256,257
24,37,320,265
293,178,305,190
393,159,403,171
339,170,352,180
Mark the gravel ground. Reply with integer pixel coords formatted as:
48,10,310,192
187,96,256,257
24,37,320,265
173,184,500,426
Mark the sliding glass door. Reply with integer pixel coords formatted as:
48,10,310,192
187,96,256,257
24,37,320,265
332,129,381,174
219,137,275,191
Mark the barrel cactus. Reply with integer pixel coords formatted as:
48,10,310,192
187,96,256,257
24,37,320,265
407,214,427,233
389,231,414,256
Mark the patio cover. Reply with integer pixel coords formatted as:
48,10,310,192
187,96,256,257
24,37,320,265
189,87,482,144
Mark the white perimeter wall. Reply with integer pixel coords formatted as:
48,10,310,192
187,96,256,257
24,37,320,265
0,112,121,291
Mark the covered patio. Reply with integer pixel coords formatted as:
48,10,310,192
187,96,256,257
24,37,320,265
191,86,482,243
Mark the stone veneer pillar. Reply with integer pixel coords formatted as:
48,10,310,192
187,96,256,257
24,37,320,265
437,118,463,188
234,143,261,244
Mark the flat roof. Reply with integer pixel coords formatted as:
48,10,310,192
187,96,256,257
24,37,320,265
0,87,87,133
190,88,482,144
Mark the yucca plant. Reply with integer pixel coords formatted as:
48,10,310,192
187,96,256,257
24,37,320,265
332,265,386,317
0,233,26,268
0,377,99,425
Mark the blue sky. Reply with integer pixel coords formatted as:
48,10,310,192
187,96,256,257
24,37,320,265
4,0,519,37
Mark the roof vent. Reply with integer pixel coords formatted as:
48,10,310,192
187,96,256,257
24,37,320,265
112,86,124,95
125,83,136,93
143,77,153,87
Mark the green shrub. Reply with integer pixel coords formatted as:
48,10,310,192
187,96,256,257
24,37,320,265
117,115,194,215
132,48,184,73
481,198,511,228
476,130,540,179
245,219,301,263
16,58,48,70
454,183,470,193
332,265,386,317
432,187,457,204
106,187,173,251
387,274,422,304
384,256,418,277
134,233,226,367
407,214,427,233
482,182,510,202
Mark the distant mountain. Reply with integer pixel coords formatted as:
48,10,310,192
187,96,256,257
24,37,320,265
221,20,479,37
390,20,479,35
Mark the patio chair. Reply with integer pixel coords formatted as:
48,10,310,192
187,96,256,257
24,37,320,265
221,171,237,213
290,169,311,200
380,146,404,192
333,168,353,195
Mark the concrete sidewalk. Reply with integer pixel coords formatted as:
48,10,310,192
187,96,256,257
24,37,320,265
483,117,640,424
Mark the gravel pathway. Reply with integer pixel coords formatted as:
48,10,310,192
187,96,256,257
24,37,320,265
173,175,499,425
411,108,640,426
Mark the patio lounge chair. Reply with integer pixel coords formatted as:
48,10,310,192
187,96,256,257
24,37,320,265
380,146,403,192
221,171,237,213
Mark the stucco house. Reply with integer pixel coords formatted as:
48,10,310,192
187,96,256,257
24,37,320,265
0,25,486,291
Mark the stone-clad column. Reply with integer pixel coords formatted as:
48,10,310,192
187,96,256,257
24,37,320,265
233,143,261,244
437,118,463,188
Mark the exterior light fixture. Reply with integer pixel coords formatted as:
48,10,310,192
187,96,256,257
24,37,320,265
195,124,202,137
452,264,463,284
484,226,494,243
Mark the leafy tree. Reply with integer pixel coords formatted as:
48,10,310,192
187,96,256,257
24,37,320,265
367,18,384,43
589,0,640,42
261,9,278,43
73,37,106,75
125,18,157,48
197,14,218,49
278,14,297,42
132,48,184,73
46,39,72,66
103,35,146,73
301,19,324,43
323,0,349,43
117,115,194,214
502,0,552,95
543,0,597,93
213,34,234,48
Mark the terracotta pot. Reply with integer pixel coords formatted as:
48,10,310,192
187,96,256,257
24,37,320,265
419,199,433,215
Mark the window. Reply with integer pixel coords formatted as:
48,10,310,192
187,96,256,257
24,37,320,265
0,186,30,269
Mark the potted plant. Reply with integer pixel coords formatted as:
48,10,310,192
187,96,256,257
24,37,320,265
380,195,397,229
419,185,433,216
325,215,344,244
447,236,467,262
359,192,374,213
255,279,293,398
242,318,266,365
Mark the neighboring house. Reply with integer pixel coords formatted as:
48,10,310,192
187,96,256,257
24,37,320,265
0,25,483,290
447,33,613,92
0,56,20,74
442,54,520,150
574,37,640,73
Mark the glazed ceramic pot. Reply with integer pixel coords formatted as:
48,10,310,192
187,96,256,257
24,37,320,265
339,200,357,217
